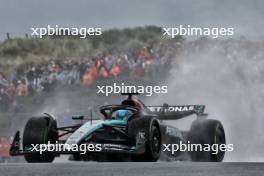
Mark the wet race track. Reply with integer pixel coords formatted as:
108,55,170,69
0,162,264,176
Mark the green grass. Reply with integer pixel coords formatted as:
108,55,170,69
0,26,184,75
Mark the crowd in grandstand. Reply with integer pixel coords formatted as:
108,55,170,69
0,46,174,112
1,38,263,113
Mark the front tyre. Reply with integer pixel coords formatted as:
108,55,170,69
145,124,161,161
23,116,58,163
128,117,162,162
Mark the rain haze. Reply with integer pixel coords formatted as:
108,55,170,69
1,0,264,164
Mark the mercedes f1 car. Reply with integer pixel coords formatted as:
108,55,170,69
10,93,226,162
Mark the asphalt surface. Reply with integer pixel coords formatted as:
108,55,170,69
0,162,263,176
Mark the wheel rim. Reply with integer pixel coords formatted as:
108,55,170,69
151,127,161,154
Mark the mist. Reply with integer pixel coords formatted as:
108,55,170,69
148,39,264,161
21,37,264,162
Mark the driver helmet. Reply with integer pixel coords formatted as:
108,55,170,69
116,109,131,120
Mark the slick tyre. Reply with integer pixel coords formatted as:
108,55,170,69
128,117,162,162
23,116,58,163
187,119,226,162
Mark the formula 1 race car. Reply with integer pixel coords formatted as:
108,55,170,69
10,93,226,162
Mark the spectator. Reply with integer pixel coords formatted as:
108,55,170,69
82,66,97,86
0,43,180,106
26,67,36,90
0,88,11,112
16,80,28,96
110,63,121,77
98,66,109,78
0,73,9,88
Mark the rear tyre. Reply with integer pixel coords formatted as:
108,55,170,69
23,116,58,163
187,119,226,162
128,117,162,162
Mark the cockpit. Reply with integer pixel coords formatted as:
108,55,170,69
99,105,138,120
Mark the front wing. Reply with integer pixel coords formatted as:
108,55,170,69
9,131,146,156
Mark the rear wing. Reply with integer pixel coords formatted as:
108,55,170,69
146,105,207,120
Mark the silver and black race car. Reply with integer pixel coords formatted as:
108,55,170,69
10,93,226,162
